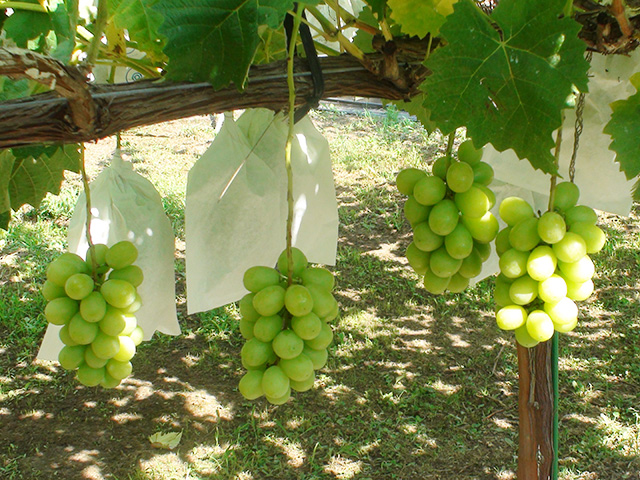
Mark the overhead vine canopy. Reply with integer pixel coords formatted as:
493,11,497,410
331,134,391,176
0,0,639,228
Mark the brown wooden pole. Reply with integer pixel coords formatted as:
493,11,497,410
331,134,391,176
534,342,554,480
517,343,538,480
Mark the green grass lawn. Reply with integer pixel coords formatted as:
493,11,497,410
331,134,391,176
0,109,638,480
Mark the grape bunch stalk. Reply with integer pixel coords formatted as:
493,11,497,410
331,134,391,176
238,247,338,405
43,241,145,388
494,182,607,347
396,140,499,294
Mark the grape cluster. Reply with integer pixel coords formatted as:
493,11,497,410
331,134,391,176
396,140,499,294
43,241,144,388
238,248,338,405
494,182,606,347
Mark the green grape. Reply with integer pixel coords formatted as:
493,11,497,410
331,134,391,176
430,247,462,278
99,306,127,336
277,247,308,278
59,324,78,346
413,222,444,252
252,285,286,316
413,176,447,206
429,199,459,236
476,184,496,209
565,278,594,301
396,168,427,195
525,310,554,342
552,232,587,263
129,326,144,346
239,318,256,339
108,265,144,288
85,244,109,270
552,182,580,211
404,196,431,225
301,267,334,291
499,249,529,279
42,280,66,301
444,224,473,260
76,364,106,387
113,336,136,362
446,161,474,193
307,285,336,318
538,274,567,304
558,255,595,283
475,242,491,262
447,273,469,293
526,245,557,281
565,205,598,225
84,347,109,368
509,217,540,252
239,293,260,322
509,275,539,305
290,371,316,392
68,313,99,344
80,291,107,323
101,374,121,389
91,332,120,359
101,279,136,309
423,268,450,294
569,222,606,254
454,186,490,218
461,212,499,243
515,325,539,348
472,162,494,186
122,293,142,314
106,359,133,380
272,329,304,359
496,305,527,330
279,354,314,382
291,312,322,341
431,156,452,180
239,370,265,400
64,273,94,300
121,314,137,335
253,315,283,342
45,297,79,326
303,345,328,370
305,322,333,350
261,365,290,399
105,241,138,270
537,211,566,244
499,197,534,227
458,249,482,279
284,285,313,317
266,387,291,405
554,316,578,333
243,266,281,293
58,345,86,370
544,297,578,327
494,275,514,307
457,139,482,165
46,258,85,288
495,227,512,256
406,242,431,275
324,301,339,323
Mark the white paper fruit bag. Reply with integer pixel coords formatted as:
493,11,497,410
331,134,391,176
38,151,180,360
185,109,338,314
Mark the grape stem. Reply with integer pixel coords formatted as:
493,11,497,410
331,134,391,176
85,0,109,67
445,131,456,158
79,146,98,280
547,121,564,213
285,5,304,288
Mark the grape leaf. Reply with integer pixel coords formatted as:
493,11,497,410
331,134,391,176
1,0,52,48
393,93,437,133
364,0,387,18
603,79,640,181
388,0,445,37
49,1,75,61
108,0,167,61
0,150,14,213
258,0,294,28
422,0,589,174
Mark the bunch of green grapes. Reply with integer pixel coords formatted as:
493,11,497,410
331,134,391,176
396,140,499,294
237,247,338,405
494,182,606,347
42,241,145,388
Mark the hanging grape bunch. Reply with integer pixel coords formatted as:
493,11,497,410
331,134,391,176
42,241,145,388
494,182,606,347
396,140,499,294
237,247,338,405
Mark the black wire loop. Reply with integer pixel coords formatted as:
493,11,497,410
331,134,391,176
284,3,325,123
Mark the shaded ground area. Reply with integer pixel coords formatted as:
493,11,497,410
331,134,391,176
1,111,638,480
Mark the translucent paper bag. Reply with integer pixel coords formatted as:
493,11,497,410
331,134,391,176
185,109,338,314
38,151,180,361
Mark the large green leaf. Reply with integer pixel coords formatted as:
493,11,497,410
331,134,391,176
0,150,14,213
49,1,75,61
422,0,589,174
108,0,166,61
364,0,386,18
603,75,640,181
388,0,445,37
155,0,292,89
1,0,52,48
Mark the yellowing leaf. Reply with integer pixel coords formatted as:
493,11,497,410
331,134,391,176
149,431,183,450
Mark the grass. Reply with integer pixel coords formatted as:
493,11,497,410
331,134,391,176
0,110,638,479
